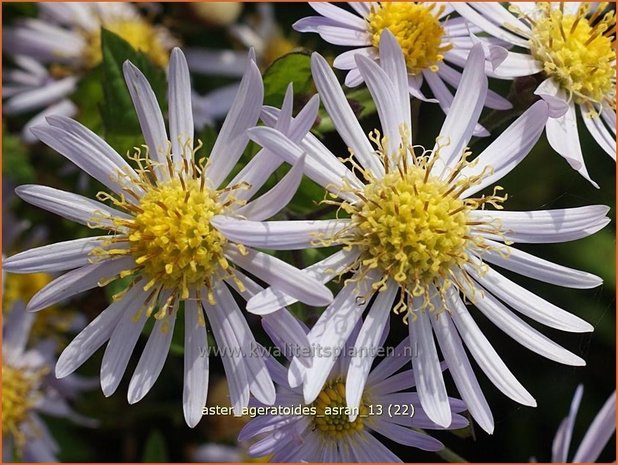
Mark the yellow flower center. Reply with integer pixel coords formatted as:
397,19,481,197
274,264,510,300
529,3,616,105
83,20,170,69
312,379,368,439
92,146,249,310
354,167,469,287
127,178,228,300
3,272,52,310
2,364,45,452
325,130,507,317
367,2,451,74
262,35,297,70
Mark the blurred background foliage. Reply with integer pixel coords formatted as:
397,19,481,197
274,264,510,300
2,2,615,462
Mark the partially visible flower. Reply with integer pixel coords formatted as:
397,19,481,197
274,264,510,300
293,1,513,134
187,4,299,129
217,31,609,435
191,443,244,463
550,385,616,462
452,2,616,186
239,321,468,462
3,48,332,427
2,2,177,142
190,2,243,27
2,302,96,462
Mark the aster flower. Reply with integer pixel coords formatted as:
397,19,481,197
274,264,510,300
452,2,616,186
550,385,616,462
187,3,299,129
3,302,95,462
239,320,468,462
293,1,512,134
214,31,609,434
3,48,333,427
2,2,177,142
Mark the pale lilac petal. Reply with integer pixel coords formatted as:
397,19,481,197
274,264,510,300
432,44,487,174
206,59,263,188
309,2,367,30
581,106,616,159
553,385,584,462
478,239,603,289
311,52,383,176
302,273,378,404
27,256,135,312
246,249,358,315
183,297,209,428
3,76,77,115
55,283,147,378
470,206,610,243
459,100,549,197
546,100,598,187
316,25,371,46
212,217,348,250
448,291,536,406
573,390,617,462
431,311,495,434
127,312,176,404
168,48,194,165
214,284,275,405
3,236,111,273
409,306,452,428
369,418,444,451
122,61,169,174
346,280,397,420
201,290,249,415
235,154,306,221
15,184,131,229
462,278,586,366
466,261,593,333
355,54,403,156
226,246,333,308
100,285,151,396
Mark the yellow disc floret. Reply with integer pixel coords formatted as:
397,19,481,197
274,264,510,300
312,379,368,439
127,178,228,300
2,364,44,451
367,2,451,74
84,20,171,69
529,3,616,104
353,167,469,288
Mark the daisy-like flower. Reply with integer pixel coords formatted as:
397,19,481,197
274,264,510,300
550,385,616,462
3,302,96,462
187,3,300,129
452,2,616,186
239,318,468,462
3,48,333,428
3,2,177,142
214,31,610,434
293,1,512,132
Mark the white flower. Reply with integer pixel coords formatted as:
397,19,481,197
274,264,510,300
239,321,468,462
452,2,616,186
550,385,616,462
188,4,299,130
2,2,177,142
293,1,513,135
3,48,333,428
214,31,609,435
3,302,96,462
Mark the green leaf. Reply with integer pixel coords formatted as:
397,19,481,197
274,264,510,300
3,125,34,184
142,429,169,462
263,51,313,107
72,67,104,134
100,28,167,150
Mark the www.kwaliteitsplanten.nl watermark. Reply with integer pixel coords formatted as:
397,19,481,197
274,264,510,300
198,341,418,359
